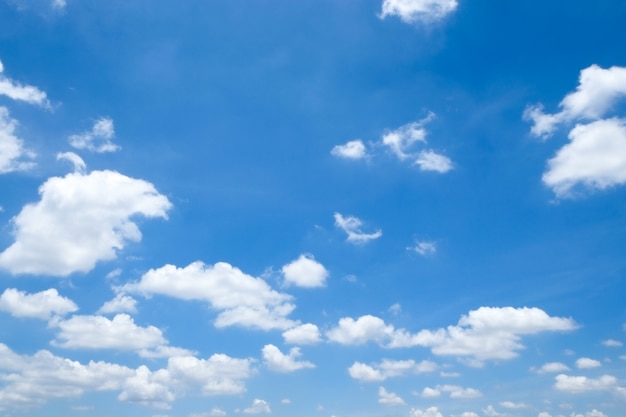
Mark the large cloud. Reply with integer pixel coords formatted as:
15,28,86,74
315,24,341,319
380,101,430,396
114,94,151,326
122,261,296,330
0,170,172,276
380,0,458,24
0,107,35,173
0,288,77,320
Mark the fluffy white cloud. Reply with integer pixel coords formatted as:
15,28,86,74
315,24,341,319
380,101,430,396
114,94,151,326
0,107,35,173
415,150,453,172
536,362,570,374
602,339,622,347
331,139,367,159
554,374,621,394
422,385,481,399
333,213,382,244
421,387,440,397
118,366,173,409
378,387,405,406
281,254,328,288
0,59,50,107
0,288,77,320
122,261,296,330
243,399,271,414
575,357,601,369
411,241,437,255
329,307,576,362
282,323,321,345
500,401,528,409
0,169,172,276
380,0,458,24
52,314,167,351
525,65,626,138
97,293,138,314
262,344,315,373
410,406,444,417
69,117,120,153
382,115,432,160
542,118,626,197
348,359,436,382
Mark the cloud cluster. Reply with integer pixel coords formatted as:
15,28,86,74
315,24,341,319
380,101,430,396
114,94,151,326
525,65,626,197
0,288,78,320
0,169,172,276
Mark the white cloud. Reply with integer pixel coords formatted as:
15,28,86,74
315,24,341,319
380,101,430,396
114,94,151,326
410,406,443,417
381,114,433,160
0,107,35,173
118,365,173,409
421,385,481,399
536,362,570,374
0,59,50,107
500,401,528,409
68,117,120,153
460,413,479,417
52,314,167,351
348,359,436,382
243,399,271,414
554,374,622,394
0,169,172,276
575,357,601,369
97,293,138,314
262,344,315,373
421,387,440,397
331,139,367,159
333,212,382,244
282,323,321,345
538,413,552,417
122,261,296,330
328,307,576,362
483,405,503,417
281,254,328,288
380,0,458,24
525,65,626,138
52,0,66,9
602,339,622,347
56,151,86,174
0,288,77,320
415,150,453,172
388,302,402,315
542,118,626,197
411,241,436,255
378,387,405,406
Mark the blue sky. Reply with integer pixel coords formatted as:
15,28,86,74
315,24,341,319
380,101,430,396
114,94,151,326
0,1,625,416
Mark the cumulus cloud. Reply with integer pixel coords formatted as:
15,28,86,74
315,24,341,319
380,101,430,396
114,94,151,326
68,117,120,153
0,59,50,107
535,362,570,374
575,357,601,369
0,169,172,276
333,212,382,244
410,406,444,417
97,293,138,314
122,261,296,330
0,288,77,320
243,399,271,414
415,150,453,172
0,107,35,173
378,387,405,406
421,387,441,398
331,139,367,159
262,344,315,373
380,0,458,24
411,241,437,255
282,323,322,345
554,374,622,394
281,254,328,288
348,359,436,382
525,65,626,197
328,307,576,363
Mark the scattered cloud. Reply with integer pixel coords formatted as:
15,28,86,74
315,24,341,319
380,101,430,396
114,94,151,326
415,150,453,172
262,344,315,373
575,357,601,369
388,303,402,315
0,169,172,276
348,359,437,382
535,362,570,374
0,59,50,107
379,0,458,24
243,399,271,414
601,339,622,347
421,385,481,399
282,323,322,345
281,254,328,288
421,387,440,398
56,151,86,174
410,406,444,417
411,241,437,255
554,374,623,395
499,401,528,409
0,107,36,173
382,113,433,160
331,139,367,159
122,261,296,330
0,288,78,320
333,213,382,244
97,293,138,314
378,387,405,406
69,117,120,153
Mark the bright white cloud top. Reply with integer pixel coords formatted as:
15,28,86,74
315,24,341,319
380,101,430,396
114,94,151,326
281,254,329,288
0,288,78,320
331,139,367,159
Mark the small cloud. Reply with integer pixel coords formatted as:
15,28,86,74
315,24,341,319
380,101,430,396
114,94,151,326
243,399,271,415
535,362,570,374
56,152,86,174
602,339,622,347
69,117,120,153
576,357,602,369
415,149,453,173
0,59,50,107
380,0,459,24
52,0,66,9
281,254,328,288
499,401,527,409
378,387,405,406
334,212,382,244
280,399,291,405
331,139,367,159
388,303,401,315
97,293,138,314
410,240,436,255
